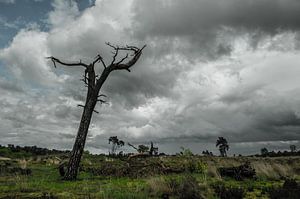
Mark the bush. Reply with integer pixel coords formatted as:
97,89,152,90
268,179,300,199
180,147,194,156
167,175,203,199
213,183,245,199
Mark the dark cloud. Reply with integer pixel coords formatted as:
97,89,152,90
0,0,300,155
132,0,300,58
133,0,300,36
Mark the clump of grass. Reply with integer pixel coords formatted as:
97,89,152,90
146,174,205,199
146,176,172,197
207,165,221,179
14,174,33,193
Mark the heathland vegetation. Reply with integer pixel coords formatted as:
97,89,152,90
0,143,299,199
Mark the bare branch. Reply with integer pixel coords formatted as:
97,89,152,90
46,56,88,68
97,99,108,104
97,94,108,104
106,42,141,53
80,78,88,85
116,53,129,65
105,43,146,72
106,42,118,50
80,78,94,90
93,54,106,69
113,45,146,72
98,94,107,98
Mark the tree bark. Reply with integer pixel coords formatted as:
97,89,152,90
63,68,111,180
63,97,97,180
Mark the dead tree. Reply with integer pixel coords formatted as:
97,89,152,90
128,142,158,159
47,43,146,180
128,143,140,152
149,142,158,156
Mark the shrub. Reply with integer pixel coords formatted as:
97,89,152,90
268,179,300,199
167,175,203,199
180,147,194,156
146,177,171,197
213,183,245,199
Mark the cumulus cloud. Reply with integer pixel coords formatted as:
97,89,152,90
0,28,58,86
48,0,80,29
0,0,300,154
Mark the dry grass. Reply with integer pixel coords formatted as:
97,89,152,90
146,176,172,196
195,156,300,180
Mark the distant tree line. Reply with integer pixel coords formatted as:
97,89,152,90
1,140,298,159
255,145,299,157
0,144,69,156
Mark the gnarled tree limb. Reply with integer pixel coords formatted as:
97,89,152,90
47,56,88,68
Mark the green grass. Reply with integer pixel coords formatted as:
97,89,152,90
0,163,153,198
0,155,299,198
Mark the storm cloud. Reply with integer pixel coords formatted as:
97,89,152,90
0,0,300,154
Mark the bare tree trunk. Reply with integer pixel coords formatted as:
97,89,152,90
64,98,97,180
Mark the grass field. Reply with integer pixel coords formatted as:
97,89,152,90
0,152,299,199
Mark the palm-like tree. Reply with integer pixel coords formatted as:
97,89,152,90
108,136,124,155
290,145,296,153
260,147,268,156
216,137,229,157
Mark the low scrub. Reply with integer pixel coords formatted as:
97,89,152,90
213,183,245,199
167,175,204,199
218,162,256,180
268,179,300,199
0,161,31,176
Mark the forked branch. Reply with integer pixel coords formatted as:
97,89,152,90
93,54,106,69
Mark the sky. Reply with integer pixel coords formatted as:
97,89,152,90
0,0,300,155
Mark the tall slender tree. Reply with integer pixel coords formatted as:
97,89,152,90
216,137,229,157
47,43,146,180
108,136,124,155
260,147,269,156
290,145,296,153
